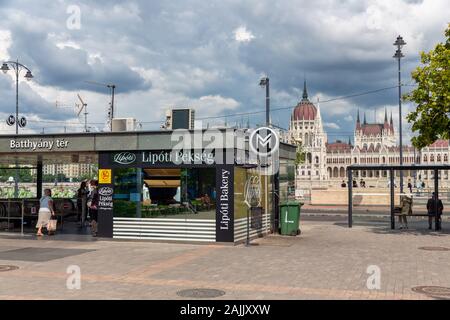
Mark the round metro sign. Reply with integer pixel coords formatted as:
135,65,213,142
6,115,15,126
18,117,27,128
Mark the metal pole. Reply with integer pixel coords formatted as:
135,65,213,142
398,48,404,194
110,85,115,131
264,79,277,233
390,169,395,230
85,109,88,132
14,62,19,198
246,207,250,246
434,169,439,231
7,198,10,231
15,61,19,135
348,169,353,228
265,78,270,126
21,199,24,236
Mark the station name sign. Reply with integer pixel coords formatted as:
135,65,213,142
9,138,69,151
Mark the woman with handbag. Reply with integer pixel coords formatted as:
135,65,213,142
87,180,99,236
36,188,55,236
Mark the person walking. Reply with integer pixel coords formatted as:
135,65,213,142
427,192,444,230
77,181,88,227
36,189,55,236
87,180,99,236
407,179,413,194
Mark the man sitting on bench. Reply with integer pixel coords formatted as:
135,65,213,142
427,193,444,230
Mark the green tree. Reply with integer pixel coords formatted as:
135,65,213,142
43,174,56,183
294,141,306,167
405,24,450,149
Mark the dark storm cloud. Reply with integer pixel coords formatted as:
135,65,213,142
0,0,448,134
0,76,73,120
5,27,150,94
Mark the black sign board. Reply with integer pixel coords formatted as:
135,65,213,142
215,164,234,242
97,171,114,238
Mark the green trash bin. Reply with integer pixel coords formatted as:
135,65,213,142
279,201,303,236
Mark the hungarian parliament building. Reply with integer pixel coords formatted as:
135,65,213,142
286,82,450,188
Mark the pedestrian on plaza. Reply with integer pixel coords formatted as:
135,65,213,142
396,195,412,230
427,192,444,230
360,179,366,188
341,180,346,188
353,179,358,188
36,188,55,236
407,179,413,194
77,181,88,227
87,180,99,236
416,179,422,195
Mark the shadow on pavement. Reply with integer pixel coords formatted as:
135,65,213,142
334,220,450,237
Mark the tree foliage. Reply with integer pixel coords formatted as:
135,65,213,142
294,142,306,167
405,24,450,149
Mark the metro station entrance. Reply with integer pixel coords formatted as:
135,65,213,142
0,152,97,236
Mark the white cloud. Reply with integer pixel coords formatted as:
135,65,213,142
197,95,240,112
324,122,340,129
344,115,354,122
0,29,11,60
234,26,255,42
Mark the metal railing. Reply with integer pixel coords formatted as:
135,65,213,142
0,199,32,235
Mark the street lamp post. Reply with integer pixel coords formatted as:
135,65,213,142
2,60,34,198
1,60,34,134
258,77,278,233
393,36,406,193
259,77,270,126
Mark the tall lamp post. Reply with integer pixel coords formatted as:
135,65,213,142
1,60,34,134
259,77,270,126
1,60,34,198
393,36,406,193
259,77,278,233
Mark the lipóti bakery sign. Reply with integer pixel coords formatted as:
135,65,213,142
108,150,215,167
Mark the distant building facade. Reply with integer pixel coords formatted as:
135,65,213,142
288,82,450,188
43,163,93,179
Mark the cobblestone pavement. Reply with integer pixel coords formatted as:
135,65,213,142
0,219,450,300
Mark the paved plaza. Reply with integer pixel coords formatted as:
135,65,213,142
0,217,450,300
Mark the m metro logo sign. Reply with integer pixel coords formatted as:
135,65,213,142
249,127,280,157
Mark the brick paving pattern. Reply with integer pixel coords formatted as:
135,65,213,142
0,220,449,300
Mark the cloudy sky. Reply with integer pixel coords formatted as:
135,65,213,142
0,0,448,143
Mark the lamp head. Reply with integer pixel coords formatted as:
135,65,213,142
24,70,33,81
393,35,406,47
1,63,10,74
259,77,268,87
393,49,404,59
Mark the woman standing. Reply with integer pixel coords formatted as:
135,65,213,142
36,189,55,236
77,181,88,227
87,180,99,236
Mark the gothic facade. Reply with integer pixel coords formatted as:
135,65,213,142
288,83,450,187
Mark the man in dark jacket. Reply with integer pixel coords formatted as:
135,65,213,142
427,193,444,230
